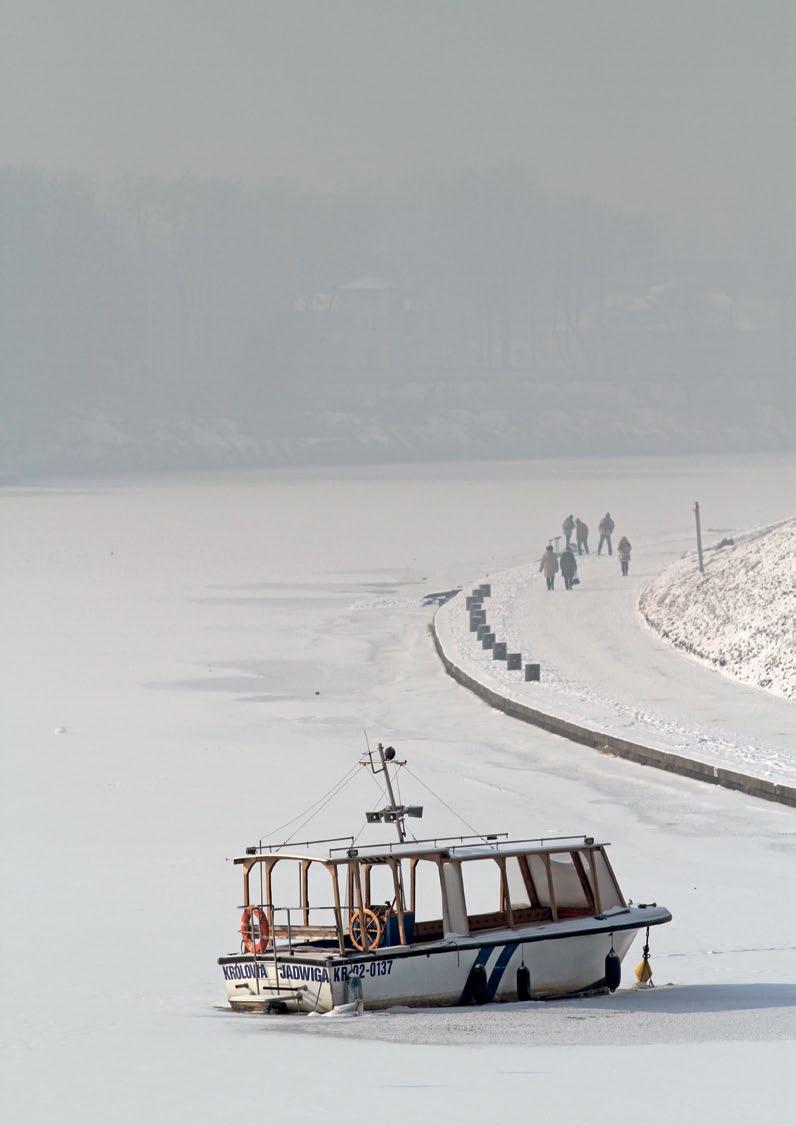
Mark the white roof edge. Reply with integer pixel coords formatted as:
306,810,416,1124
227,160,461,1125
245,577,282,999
233,838,610,864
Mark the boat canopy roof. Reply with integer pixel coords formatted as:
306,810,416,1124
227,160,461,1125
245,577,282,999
233,834,610,866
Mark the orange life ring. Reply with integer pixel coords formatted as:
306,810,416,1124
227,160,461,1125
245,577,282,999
240,906,270,954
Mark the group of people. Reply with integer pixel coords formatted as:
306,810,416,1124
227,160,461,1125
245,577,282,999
539,513,632,591
561,512,620,557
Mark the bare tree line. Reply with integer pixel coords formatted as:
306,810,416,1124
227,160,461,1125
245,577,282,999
1,166,791,473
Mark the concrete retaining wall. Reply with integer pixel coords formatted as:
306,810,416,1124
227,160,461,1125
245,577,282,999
431,617,796,809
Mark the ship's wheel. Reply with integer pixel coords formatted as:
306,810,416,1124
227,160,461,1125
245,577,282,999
349,908,383,951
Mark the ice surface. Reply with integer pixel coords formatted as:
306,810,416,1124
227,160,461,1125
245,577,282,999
1,455,794,1125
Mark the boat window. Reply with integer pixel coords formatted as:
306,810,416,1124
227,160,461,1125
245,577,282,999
262,859,294,914
441,862,469,936
459,858,502,917
256,860,340,933
411,859,443,922
364,861,397,912
247,859,270,908
504,856,532,909
585,849,624,910
548,853,590,909
304,863,340,928
527,855,552,907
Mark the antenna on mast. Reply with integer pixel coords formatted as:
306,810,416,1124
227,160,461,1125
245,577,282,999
361,741,423,844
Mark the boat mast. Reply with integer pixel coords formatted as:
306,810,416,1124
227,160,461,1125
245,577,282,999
379,742,405,844
362,740,422,844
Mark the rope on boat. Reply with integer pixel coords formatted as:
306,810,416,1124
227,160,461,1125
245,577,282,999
259,761,362,844
635,925,654,986
283,764,363,845
403,766,494,844
351,777,391,844
259,753,499,852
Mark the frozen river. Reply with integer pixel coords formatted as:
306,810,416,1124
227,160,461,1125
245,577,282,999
2,454,794,1125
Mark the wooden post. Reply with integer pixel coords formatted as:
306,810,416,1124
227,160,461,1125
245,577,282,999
586,850,603,914
542,853,558,921
389,859,407,945
265,860,281,989
518,854,539,907
301,860,310,926
328,863,346,956
352,860,368,947
497,858,514,928
599,847,626,908
437,858,451,934
694,501,705,574
571,851,596,913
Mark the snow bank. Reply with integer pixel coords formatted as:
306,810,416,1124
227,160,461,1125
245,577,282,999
639,520,795,698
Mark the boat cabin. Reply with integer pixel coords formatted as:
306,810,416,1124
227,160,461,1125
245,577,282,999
234,834,627,957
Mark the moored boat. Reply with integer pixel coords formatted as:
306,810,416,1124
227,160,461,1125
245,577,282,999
219,743,671,1013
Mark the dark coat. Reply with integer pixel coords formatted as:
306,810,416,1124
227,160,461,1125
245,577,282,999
559,549,578,579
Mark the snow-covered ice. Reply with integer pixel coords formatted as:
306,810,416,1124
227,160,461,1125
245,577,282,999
1,455,794,1126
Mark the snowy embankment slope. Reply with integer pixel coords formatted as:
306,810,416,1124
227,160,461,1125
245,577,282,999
639,520,795,698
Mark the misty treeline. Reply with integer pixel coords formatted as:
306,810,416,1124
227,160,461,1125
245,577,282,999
1,166,792,474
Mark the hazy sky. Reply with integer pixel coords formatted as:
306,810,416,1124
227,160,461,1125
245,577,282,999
2,1,794,227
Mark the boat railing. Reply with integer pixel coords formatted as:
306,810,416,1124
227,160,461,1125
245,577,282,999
447,834,597,853
244,905,343,955
328,831,509,856
246,835,355,856
330,832,597,857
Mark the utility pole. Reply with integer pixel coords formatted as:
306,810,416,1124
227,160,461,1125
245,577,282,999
694,501,705,574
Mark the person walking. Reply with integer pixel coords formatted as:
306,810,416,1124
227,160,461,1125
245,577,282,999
597,512,615,556
618,536,632,576
539,544,559,590
559,546,578,590
562,514,575,550
575,517,589,555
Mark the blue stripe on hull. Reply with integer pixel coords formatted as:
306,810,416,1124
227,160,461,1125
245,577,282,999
486,941,519,1000
457,944,493,1004
458,941,520,1004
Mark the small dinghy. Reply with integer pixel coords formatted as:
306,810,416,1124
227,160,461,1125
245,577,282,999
219,743,671,1013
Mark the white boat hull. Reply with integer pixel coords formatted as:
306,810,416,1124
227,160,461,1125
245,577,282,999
220,907,668,1013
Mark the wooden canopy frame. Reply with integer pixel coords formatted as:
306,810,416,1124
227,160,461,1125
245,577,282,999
234,844,625,954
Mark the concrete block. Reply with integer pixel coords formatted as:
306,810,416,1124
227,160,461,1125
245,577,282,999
525,663,541,681
493,642,507,660
478,583,492,597
507,653,521,670
482,633,495,650
476,624,490,640
466,595,482,610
